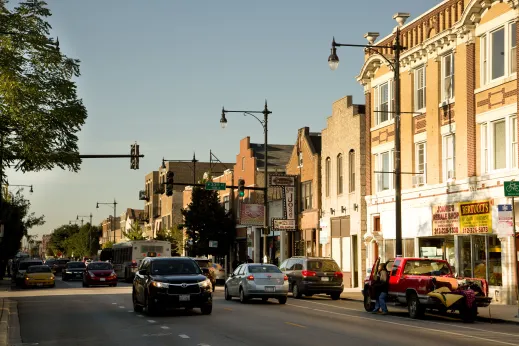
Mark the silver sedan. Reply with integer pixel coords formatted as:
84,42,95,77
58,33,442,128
224,263,288,304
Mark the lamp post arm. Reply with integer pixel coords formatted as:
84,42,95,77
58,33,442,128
333,41,405,70
223,110,267,130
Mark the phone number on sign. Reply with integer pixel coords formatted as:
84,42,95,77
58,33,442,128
462,226,489,234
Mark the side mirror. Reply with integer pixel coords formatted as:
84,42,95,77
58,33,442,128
138,269,147,275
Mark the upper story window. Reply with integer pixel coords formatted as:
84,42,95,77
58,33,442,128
375,150,393,192
325,157,331,197
223,195,230,212
481,22,516,85
298,152,303,167
337,154,343,195
348,150,355,193
414,142,427,186
481,115,517,173
373,80,394,125
414,66,426,111
441,53,455,102
301,181,312,211
443,134,455,181
241,157,245,171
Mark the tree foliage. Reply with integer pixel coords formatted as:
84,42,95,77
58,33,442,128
49,223,101,257
0,0,87,176
155,226,184,256
122,221,147,241
181,186,235,257
102,240,113,249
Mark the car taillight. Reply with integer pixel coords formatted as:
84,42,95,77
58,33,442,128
246,275,254,281
131,260,137,267
302,270,316,277
334,271,343,278
284,275,288,281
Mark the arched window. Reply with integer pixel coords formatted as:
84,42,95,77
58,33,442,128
349,150,355,192
337,154,343,195
325,157,331,197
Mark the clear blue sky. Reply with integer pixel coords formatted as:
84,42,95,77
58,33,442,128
7,0,435,238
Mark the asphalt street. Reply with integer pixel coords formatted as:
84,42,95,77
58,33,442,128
3,277,519,346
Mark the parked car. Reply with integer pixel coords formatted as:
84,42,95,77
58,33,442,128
279,256,344,300
192,257,216,291
83,261,117,287
62,261,86,281
51,259,70,275
132,257,213,315
13,259,44,286
23,265,55,288
225,263,288,304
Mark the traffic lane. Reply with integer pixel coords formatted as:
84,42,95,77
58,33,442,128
297,295,519,335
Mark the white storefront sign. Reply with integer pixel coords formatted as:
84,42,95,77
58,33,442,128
497,204,514,236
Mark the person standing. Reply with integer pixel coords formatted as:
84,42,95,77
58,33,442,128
371,263,389,315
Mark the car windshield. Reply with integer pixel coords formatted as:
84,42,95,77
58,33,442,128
151,260,201,275
68,262,86,269
195,260,210,268
26,266,51,273
19,262,42,270
57,259,69,265
307,260,340,272
249,265,281,274
88,263,112,270
403,260,451,276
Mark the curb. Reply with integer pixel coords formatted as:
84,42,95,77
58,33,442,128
4,299,21,346
0,299,7,346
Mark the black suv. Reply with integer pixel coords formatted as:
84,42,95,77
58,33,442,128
62,261,86,281
279,256,344,300
132,257,213,315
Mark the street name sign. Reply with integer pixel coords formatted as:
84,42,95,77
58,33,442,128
205,182,226,191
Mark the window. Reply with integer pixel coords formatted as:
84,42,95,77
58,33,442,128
442,53,455,101
301,181,312,211
482,35,488,85
493,120,506,170
376,151,392,192
443,134,455,180
481,123,488,173
511,23,517,74
414,66,426,110
337,154,343,194
223,195,230,212
379,82,390,123
492,28,505,80
348,150,355,193
415,142,427,185
325,157,331,197
298,152,303,167
481,23,516,85
241,157,245,171
512,116,518,168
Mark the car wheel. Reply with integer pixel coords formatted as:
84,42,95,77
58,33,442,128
239,288,248,304
82,281,88,288
278,296,287,305
261,297,268,302
330,293,340,300
224,285,231,301
200,304,212,315
363,292,375,312
407,293,424,319
212,284,215,292
133,290,143,313
111,283,118,287
62,276,68,281
292,283,302,299
145,294,157,315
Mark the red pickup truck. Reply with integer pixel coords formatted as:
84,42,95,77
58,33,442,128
363,257,492,322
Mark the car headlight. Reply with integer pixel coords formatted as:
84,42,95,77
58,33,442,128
50,275,55,280
151,281,168,288
65,271,72,274
199,278,212,289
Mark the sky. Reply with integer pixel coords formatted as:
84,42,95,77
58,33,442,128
6,0,437,239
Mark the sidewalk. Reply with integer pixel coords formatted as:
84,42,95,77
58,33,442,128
0,278,12,292
336,289,519,325
0,298,21,346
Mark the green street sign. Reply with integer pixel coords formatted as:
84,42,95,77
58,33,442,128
205,181,226,191
504,181,519,197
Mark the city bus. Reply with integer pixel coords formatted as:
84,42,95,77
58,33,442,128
112,240,171,282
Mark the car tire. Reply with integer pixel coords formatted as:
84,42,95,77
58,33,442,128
82,281,88,288
200,304,212,315
460,300,477,323
407,293,425,319
363,292,375,312
261,297,268,302
145,294,157,316
133,290,143,313
330,293,340,300
212,284,215,292
239,288,248,304
224,285,231,301
278,296,287,305
292,283,302,299
111,283,118,287
62,276,68,281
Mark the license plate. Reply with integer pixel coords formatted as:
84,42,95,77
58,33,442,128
37,283,43,287
321,277,329,281
76,274,81,277
100,278,105,282
265,286,276,292
179,295,190,301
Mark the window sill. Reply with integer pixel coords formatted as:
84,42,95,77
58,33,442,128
413,108,426,117
370,119,395,132
475,73,517,94
438,98,455,108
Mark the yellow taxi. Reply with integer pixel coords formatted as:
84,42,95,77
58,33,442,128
24,265,55,288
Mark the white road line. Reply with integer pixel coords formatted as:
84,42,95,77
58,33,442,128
147,320,156,323
112,303,117,304
137,315,143,317
178,334,190,338
128,310,133,312
119,306,125,308
288,303,518,346
160,326,169,330
198,344,211,346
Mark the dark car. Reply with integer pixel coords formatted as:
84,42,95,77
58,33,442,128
52,259,70,275
62,261,86,281
279,256,344,300
132,257,213,315
83,261,118,287
13,259,44,286
192,257,216,291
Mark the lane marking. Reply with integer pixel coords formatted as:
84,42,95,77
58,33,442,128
112,303,117,305
128,310,133,312
160,326,169,330
119,306,125,309
296,299,519,338
285,322,306,328
288,303,518,346
224,308,232,311
179,334,190,338
147,320,156,323
137,315,143,317
198,344,211,346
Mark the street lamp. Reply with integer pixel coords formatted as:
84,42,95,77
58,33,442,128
220,100,272,263
160,154,198,185
77,213,93,254
4,182,33,194
96,200,117,243
329,12,409,256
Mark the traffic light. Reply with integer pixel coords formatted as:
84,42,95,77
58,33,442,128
238,179,245,197
130,143,140,170
166,171,174,196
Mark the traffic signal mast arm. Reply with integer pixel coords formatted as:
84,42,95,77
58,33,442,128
163,182,266,191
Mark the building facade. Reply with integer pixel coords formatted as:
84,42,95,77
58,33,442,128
320,96,367,289
358,0,519,303
285,127,322,258
99,216,121,245
119,208,145,240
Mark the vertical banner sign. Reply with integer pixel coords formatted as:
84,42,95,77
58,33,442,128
497,204,514,237
432,204,460,235
459,200,492,234
284,186,295,220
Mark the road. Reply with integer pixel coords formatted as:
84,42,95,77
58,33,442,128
2,278,519,346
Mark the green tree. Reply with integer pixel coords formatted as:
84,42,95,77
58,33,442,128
155,226,185,256
181,186,235,257
0,1,87,177
102,241,113,249
123,220,147,241
45,247,54,257
49,223,78,256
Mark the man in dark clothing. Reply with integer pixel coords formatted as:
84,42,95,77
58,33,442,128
371,263,389,315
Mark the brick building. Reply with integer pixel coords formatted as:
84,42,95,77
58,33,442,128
357,0,518,303
99,216,121,245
